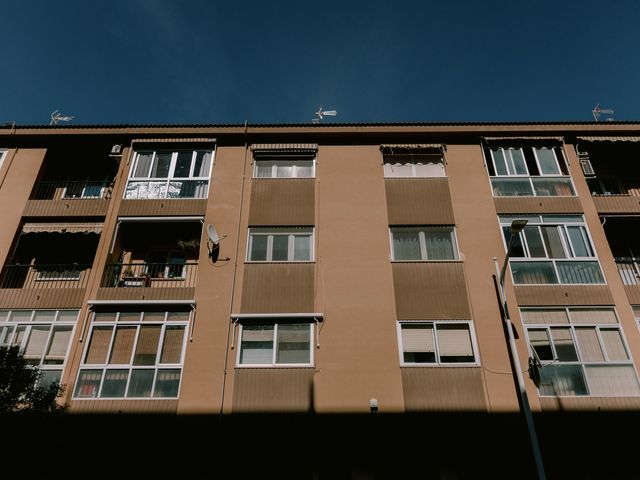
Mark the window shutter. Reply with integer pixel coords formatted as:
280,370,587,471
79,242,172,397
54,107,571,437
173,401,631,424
437,325,473,357
401,324,434,353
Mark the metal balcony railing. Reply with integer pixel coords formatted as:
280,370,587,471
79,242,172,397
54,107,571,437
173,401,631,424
102,262,198,288
31,180,114,200
0,264,92,289
615,258,640,285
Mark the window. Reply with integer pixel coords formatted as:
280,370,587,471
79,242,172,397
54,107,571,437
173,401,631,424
500,215,604,284
247,228,313,262
486,146,575,197
523,307,640,396
237,322,313,366
390,226,458,261
253,155,315,178
125,149,214,199
74,309,189,399
383,154,445,178
0,150,7,171
0,309,78,388
398,321,477,365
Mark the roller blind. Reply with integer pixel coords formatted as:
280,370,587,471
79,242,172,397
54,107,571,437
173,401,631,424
85,326,113,364
437,325,473,357
45,326,73,363
133,326,161,365
109,326,136,364
160,326,185,364
521,309,569,324
570,309,617,324
575,327,604,362
601,329,629,361
401,324,434,353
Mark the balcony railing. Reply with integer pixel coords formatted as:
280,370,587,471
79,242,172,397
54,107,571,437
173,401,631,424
615,258,640,285
124,180,209,199
0,264,92,289
102,262,198,288
31,180,114,200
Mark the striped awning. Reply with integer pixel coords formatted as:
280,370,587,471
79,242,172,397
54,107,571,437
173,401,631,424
577,136,640,143
380,144,446,153
22,222,103,234
481,136,564,144
251,143,318,152
132,137,217,144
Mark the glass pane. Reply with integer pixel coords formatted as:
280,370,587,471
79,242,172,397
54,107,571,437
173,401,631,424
249,235,268,261
541,226,566,258
538,364,588,396
93,312,117,322
12,325,26,346
119,312,142,322
556,261,604,284
57,310,79,322
85,326,113,364
0,311,8,322
600,328,629,361
193,151,212,177
255,161,274,178
523,227,546,258
585,365,640,396
160,326,185,364
9,311,32,322
295,162,314,178
509,149,528,175
502,227,525,257
167,311,190,322
532,178,575,196
272,235,289,261
174,151,193,177
44,325,73,364
151,152,172,178
293,235,311,261
575,327,604,362
154,369,181,397
384,162,413,177
567,226,593,257
551,328,578,361
133,152,153,178
239,325,274,364
142,311,166,322
536,148,561,175
570,308,617,324
101,370,129,398
491,178,533,196
0,325,15,346
133,325,161,365
109,326,136,364
425,229,456,260
127,369,154,398
528,329,554,361
38,370,61,390
74,370,103,398
24,326,50,364
33,310,56,322
392,231,422,260
276,324,310,364
492,149,508,175
275,164,294,178
511,261,558,284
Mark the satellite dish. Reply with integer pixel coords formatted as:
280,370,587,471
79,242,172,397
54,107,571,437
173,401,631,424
206,224,227,263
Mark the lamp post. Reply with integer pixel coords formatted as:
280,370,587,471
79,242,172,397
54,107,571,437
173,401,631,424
493,219,546,480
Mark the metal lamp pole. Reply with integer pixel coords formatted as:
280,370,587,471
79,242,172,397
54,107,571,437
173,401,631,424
494,219,546,480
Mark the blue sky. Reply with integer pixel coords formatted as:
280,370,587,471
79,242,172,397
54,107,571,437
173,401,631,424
1,0,639,125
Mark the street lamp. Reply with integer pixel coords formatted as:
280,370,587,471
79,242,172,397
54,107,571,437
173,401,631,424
493,219,547,480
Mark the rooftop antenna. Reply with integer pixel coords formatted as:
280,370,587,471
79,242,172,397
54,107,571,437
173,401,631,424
50,110,75,126
312,106,337,124
592,103,614,122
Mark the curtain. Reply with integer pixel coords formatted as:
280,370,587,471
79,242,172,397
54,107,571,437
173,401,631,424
133,326,161,365
392,231,421,260
44,326,73,364
570,308,617,324
109,326,136,364
85,326,113,364
574,327,604,362
584,365,640,395
133,153,153,178
520,309,568,324
600,329,629,361
24,326,49,362
160,326,185,364
276,324,310,364
425,229,455,260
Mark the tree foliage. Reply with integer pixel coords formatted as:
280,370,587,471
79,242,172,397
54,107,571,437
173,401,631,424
0,345,64,414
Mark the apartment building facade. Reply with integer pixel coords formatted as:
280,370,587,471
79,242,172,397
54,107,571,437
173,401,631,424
2,121,640,476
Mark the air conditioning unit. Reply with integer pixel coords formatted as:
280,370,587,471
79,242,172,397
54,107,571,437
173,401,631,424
110,144,122,155
579,158,595,177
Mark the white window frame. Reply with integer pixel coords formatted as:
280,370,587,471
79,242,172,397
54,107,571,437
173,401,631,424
125,149,215,199
389,226,459,261
0,150,7,171
73,310,189,399
0,309,78,387
522,307,640,397
383,154,446,178
252,155,316,179
246,228,314,262
490,147,529,177
500,215,604,285
236,321,315,368
396,321,479,367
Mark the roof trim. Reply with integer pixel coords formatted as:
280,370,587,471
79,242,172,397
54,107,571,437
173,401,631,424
576,136,640,142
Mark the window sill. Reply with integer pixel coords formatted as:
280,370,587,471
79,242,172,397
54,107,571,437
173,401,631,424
235,365,315,369
391,259,461,263
400,364,480,368
244,261,315,264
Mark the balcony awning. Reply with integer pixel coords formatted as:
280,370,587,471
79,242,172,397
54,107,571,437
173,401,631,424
481,136,564,145
577,136,640,143
251,143,318,153
22,222,103,234
380,144,446,154
132,137,217,144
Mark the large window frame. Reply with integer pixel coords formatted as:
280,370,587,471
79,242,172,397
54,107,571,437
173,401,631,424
246,228,314,262
236,321,314,367
397,321,478,366
500,215,604,285
390,226,459,261
383,154,446,178
252,153,316,179
0,309,78,388
73,309,190,399
124,149,214,200
487,146,576,197
522,307,640,397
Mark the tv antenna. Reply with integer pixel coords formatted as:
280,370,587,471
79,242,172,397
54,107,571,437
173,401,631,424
592,103,614,122
50,110,75,126
312,106,337,124
206,224,229,263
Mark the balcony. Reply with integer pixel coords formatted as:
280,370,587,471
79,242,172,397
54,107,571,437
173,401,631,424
616,258,640,285
24,180,115,217
102,262,197,288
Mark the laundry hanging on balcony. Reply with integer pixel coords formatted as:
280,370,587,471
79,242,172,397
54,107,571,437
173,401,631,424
21,222,103,234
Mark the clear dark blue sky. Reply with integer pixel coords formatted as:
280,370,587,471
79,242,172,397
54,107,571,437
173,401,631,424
2,0,639,125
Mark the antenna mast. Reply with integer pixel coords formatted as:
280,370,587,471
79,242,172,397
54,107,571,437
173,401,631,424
592,103,614,122
50,110,75,126
312,106,337,124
